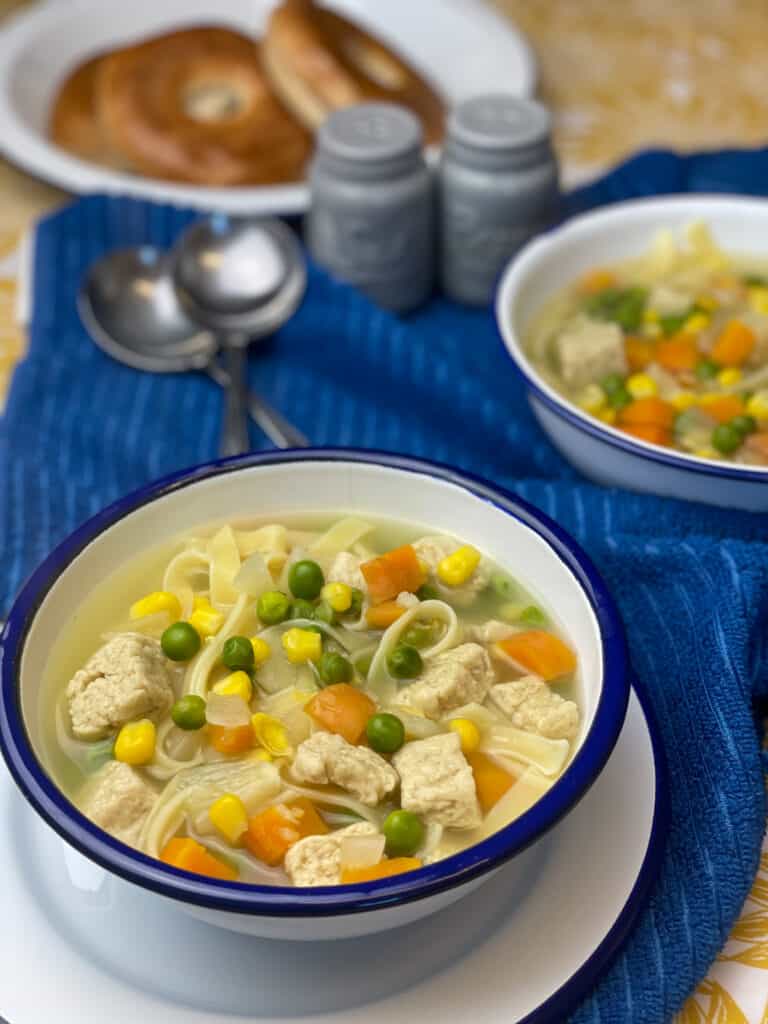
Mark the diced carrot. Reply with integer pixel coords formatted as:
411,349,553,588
711,320,756,367
497,630,577,682
655,333,699,372
745,433,768,463
577,269,616,294
341,857,422,884
366,601,406,629
160,837,238,881
306,683,376,745
467,752,516,813
625,336,656,372
698,393,745,424
620,423,672,447
245,798,329,866
618,396,677,430
209,723,254,755
360,544,425,605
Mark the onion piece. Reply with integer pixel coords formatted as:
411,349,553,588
205,693,251,729
340,833,386,870
233,551,273,597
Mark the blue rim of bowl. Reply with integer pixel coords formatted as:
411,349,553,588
0,449,630,919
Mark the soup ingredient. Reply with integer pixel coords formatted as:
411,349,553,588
245,797,329,866
490,573,516,600
339,832,386,870
698,394,745,424
318,651,353,686
205,692,251,728
437,545,481,587
81,760,158,847
361,544,424,604
188,596,225,638
366,712,406,754
171,694,207,731
291,731,398,806
399,643,494,720
313,600,337,626
284,822,380,886
212,671,254,703
490,676,579,741
321,582,353,613
382,809,424,856
497,631,577,682
366,602,407,629
129,591,182,623
208,793,249,845
731,415,758,437
393,732,482,829
289,599,316,620
447,717,481,754
222,636,256,672
586,285,647,331
114,718,156,765
250,637,272,665
555,318,626,389
161,621,201,662
250,713,292,756
655,333,699,372
711,319,756,366
340,857,423,884
519,606,547,628
66,633,175,741
417,583,439,601
483,725,570,777
160,837,238,881
353,650,374,678
401,621,439,649
209,724,254,755
712,423,744,455
306,684,376,744
467,751,515,812
289,560,325,600
282,627,323,664
387,643,423,679
257,590,291,625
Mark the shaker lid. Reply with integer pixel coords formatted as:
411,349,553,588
448,95,551,153
317,103,423,164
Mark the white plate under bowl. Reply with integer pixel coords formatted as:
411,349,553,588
0,686,666,1024
0,0,535,215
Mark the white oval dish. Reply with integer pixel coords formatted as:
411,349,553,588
496,195,768,511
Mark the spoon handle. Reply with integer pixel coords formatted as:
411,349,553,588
220,344,251,458
206,362,309,449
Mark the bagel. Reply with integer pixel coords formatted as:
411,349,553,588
95,27,312,186
263,0,445,145
50,55,129,169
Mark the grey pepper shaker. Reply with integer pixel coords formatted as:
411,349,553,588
306,103,434,313
439,95,560,306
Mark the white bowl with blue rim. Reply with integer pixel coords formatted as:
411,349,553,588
496,195,768,512
0,450,629,941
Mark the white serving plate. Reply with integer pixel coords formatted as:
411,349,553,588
0,686,665,1024
0,0,535,215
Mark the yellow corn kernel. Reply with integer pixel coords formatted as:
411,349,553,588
130,591,181,622
213,671,253,703
188,596,224,638
251,713,292,756
682,312,710,334
642,322,662,338
717,367,742,388
321,581,353,613
448,718,481,754
249,637,272,665
576,384,606,414
114,719,156,766
251,749,273,763
626,373,658,399
748,286,768,316
596,408,617,425
671,391,697,411
694,448,718,460
417,558,430,577
281,627,323,664
696,294,718,312
746,390,768,420
643,308,659,323
437,545,481,587
209,793,249,846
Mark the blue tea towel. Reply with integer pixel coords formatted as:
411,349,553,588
3,147,768,1022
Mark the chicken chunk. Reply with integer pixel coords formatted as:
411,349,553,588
80,760,157,848
327,551,366,593
489,675,580,741
413,535,491,607
648,284,692,316
555,315,627,389
465,620,517,645
290,731,398,807
393,732,481,829
399,643,495,720
66,633,175,741
284,822,379,886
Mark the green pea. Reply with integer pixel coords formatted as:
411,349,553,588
221,635,255,671
289,560,325,600
401,621,437,649
712,423,743,455
383,810,424,857
519,605,547,627
744,273,766,287
695,359,720,381
347,587,364,617
318,651,353,686
416,583,439,601
313,599,337,626
387,643,423,679
659,311,690,336
366,713,405,754
257,590,290,625
600,372,626,397
161,621,201,662
490,573,516,600
354,651,374,678
304,624,325,638
288,599,316,621
171,694,207,731
731,414,757,437
607,386,632,410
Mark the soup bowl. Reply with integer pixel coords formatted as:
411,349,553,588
496,195,768,511
0,450,629,940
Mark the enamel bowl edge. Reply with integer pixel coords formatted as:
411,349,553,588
0,450,630,940
495,194,768,511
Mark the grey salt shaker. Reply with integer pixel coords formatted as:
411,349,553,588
439,95,560,306
306,103,434,313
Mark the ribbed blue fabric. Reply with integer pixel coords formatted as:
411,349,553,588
3,148,768,1021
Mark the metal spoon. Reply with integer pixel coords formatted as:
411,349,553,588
78,247,309,451
171,216,308,457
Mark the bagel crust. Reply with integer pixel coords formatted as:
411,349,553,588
263,0,445,145
50,55,129,169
